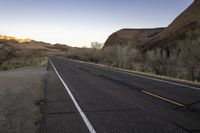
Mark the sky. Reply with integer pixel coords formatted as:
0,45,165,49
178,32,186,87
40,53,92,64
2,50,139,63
0,0,193,47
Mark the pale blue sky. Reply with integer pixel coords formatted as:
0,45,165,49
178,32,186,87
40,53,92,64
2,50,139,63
0,0,193,47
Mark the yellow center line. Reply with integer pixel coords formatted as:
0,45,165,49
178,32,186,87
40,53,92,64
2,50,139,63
88,69,184,107
141,90,185,107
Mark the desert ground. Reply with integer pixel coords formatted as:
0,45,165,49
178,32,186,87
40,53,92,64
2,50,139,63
0,66,47,133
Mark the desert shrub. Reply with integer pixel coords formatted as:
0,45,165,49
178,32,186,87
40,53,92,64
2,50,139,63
64,35,199,82
112,46,129,68
66,42,102,63
99,46,116,65
143,29,200,81
100,46,143,70
100,46,129,68
127,48,144,70
0,56,48,70
178,30,200,81
0,43,17,65
165,49,183,77
90,42,102,63
144,48,185,78
66,48,98,62
145,48,169,75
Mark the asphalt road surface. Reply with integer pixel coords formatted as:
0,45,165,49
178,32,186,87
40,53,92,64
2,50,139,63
41,57,200,133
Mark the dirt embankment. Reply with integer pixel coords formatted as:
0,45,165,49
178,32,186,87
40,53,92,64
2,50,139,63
0,66,47,133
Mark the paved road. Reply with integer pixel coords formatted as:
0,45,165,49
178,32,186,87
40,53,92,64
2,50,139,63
41,57,200,133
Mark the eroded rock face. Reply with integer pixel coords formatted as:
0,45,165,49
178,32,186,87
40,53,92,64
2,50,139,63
104,0,200,52
103,28,164,49
139,0,200,52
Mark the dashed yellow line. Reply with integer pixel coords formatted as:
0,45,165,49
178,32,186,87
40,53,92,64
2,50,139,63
141,90,185,107
89,69,184,107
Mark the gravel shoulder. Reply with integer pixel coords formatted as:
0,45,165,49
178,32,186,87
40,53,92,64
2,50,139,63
0,66,47,133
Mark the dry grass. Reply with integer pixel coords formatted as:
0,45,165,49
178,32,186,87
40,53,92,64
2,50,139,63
0,39,69,70
0,56,48,70
66,43,102,63
65,32,200,82
68,58,200,87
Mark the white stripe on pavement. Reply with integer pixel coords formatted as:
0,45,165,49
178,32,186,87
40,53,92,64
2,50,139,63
49,59,96,133
116,69,200,91
67,59,200,91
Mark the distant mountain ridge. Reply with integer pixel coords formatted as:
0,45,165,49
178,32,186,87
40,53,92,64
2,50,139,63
0,35,71,57
0,35,32,43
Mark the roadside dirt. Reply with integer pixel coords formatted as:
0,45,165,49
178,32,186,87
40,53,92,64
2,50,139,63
0,66,47,133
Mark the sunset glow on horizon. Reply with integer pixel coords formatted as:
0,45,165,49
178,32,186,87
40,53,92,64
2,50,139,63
0,0,193,47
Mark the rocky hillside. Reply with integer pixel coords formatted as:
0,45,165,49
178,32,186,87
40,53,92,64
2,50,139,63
103,28,164,48
0,35,71,56
104,0,200,52
0,35,71,69
140,0,200,51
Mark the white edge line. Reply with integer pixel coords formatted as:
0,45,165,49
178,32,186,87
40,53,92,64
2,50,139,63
49,59,96,133
117,69,200,91
73,59,200,91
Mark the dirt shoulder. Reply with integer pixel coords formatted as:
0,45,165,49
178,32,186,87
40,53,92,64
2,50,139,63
0,66,47,133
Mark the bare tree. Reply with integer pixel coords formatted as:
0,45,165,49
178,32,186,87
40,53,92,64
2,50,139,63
91,42,103,50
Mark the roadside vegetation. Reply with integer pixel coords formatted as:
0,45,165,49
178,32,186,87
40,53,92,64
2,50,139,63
1,29,199,83
0,56,48,70
65,30,200,83
0,43,48,70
